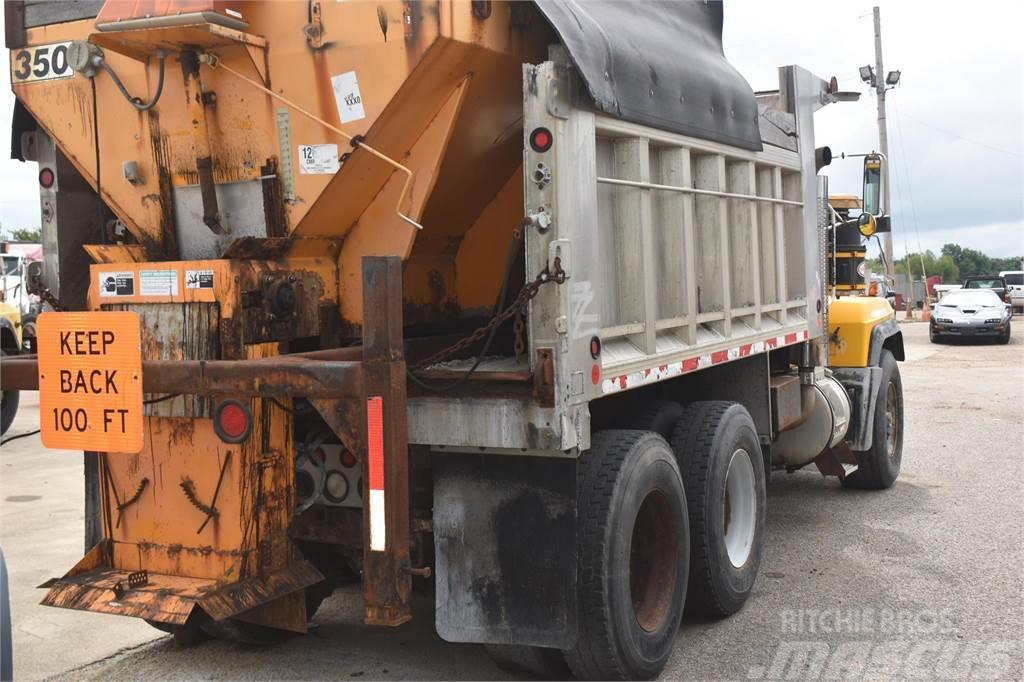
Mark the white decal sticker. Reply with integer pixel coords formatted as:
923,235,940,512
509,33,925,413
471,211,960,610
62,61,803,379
185,269,215,290
97,272,135,297
298,144,340,174
331,71,366,124
139,270,178,296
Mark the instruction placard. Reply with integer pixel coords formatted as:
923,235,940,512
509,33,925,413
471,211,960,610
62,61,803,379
331,70,366,124
37,311,144,454
97,271,135,297
298,144,340,174
139,269,178,296
185,269,215,290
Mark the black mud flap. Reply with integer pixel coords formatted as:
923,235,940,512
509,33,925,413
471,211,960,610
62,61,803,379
433,453,576,648
832,366,883,451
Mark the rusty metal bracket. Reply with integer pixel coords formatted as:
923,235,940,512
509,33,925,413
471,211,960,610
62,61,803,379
359,256,412,627
127,570,149,589
115,477,149,529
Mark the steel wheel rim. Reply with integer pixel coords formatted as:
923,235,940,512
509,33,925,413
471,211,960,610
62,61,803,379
723,448,756,568
884,382,898,459
629,489,678,632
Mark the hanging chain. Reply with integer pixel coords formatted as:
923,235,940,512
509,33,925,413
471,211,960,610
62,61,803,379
38,288,67,312
412,255,566,371
512,309,525,363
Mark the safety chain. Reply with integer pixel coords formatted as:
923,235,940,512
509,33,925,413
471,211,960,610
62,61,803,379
38,287,67,312
412,256,567,371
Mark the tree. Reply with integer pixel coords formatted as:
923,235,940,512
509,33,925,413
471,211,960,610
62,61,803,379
941,243,992,279
8,227,41,242
893,250,959,283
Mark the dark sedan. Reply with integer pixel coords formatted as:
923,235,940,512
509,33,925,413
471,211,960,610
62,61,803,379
931,289,1012,344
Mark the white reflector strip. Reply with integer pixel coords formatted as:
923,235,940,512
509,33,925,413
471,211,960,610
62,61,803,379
369,489,386,551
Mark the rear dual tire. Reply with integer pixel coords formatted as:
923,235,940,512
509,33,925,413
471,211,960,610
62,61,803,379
670,402,766,618
564,430,689,680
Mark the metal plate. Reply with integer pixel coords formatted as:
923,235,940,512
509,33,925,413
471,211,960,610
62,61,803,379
37,311,143,454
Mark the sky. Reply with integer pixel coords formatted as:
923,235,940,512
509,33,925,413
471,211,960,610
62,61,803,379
1,1,1022,260
722,0,1024,260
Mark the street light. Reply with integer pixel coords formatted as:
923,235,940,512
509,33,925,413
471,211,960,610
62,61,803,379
885,70,901,86
859,64,876,85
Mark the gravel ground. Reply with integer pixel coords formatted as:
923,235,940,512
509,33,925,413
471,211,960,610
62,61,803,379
3,321,1021,681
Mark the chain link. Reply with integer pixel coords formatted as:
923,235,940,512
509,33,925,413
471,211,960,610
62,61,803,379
412,256,566,371
38,288,67,312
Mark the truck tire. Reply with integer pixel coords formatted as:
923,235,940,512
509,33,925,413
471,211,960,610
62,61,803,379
0,351,18,436
564,430,689,681
669,402,766,618
593,400,684,440
842,349,903,489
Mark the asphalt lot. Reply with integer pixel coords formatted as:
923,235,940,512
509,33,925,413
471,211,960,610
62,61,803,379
1,321,1021,680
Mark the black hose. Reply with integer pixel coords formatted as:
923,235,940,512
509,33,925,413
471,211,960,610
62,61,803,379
99,49,166,112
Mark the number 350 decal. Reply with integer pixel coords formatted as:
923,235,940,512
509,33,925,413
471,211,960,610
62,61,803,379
10,42,74,84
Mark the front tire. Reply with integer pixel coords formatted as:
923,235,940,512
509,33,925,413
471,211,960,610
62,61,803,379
670,402,766,618
929,325,942,344
564,430,689,681
842,349,903,489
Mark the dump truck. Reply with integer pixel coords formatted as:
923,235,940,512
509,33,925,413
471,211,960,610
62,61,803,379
3,2,905,679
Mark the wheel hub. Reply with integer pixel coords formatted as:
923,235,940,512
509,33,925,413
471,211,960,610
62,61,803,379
629,490,678,632
723,449,756,568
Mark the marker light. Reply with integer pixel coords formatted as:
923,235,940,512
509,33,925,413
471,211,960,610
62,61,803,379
530,127,553,153
213,399,252,443
39,167,55,189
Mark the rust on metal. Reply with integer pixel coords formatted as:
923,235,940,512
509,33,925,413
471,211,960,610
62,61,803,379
360,256,412,627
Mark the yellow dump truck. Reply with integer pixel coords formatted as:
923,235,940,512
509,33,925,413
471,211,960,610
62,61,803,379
4,2,904,678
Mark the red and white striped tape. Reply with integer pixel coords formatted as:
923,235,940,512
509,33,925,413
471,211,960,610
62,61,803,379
366,395,386,551
600,328,810,395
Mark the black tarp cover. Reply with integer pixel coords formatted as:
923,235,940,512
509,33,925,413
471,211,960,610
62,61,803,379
535,0,763,151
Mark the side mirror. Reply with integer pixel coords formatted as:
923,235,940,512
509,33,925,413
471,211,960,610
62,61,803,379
862,154,885,216
858,213,877,238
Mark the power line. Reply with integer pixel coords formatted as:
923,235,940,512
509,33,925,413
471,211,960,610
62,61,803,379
897,110,1015,159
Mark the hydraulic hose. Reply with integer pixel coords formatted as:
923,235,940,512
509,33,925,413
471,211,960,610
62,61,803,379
100,49,166,112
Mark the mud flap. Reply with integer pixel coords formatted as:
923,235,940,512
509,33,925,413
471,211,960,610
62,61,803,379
39,540,323,630
832,366,882,451
433,453,577,648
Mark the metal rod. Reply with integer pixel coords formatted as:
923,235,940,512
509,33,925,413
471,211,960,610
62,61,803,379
202,54,424,231
598,173,802,204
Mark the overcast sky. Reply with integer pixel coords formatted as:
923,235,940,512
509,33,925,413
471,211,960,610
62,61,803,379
1,1,1022,259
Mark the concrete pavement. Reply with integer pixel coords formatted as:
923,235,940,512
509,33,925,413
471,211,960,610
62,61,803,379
1,321,1021,680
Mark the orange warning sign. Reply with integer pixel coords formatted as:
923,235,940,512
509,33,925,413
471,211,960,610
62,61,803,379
37,312,143,454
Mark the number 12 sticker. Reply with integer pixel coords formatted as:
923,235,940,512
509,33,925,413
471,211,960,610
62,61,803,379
10,42,74,84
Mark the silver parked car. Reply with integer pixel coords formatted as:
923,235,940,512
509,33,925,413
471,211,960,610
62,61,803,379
930,289,1012,344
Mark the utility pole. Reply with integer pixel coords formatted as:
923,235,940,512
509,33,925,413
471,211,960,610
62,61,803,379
872,6,895,279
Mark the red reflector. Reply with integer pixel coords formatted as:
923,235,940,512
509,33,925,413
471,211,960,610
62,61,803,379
39,167,55,189
340,449,357,468
214,400,251,443
530,127,553,153
367,396,384,491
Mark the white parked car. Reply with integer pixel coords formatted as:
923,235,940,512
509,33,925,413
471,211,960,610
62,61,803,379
999,270,1024,314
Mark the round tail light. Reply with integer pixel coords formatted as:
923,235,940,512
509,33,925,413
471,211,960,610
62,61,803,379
340,449,357,468
529,127,553,153
213,399,252,443
39,167,55,189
